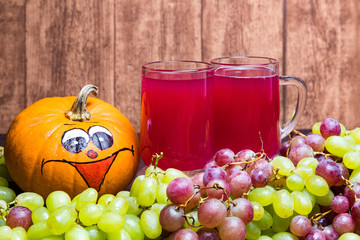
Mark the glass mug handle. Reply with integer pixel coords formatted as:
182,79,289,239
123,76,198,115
280,76,307,140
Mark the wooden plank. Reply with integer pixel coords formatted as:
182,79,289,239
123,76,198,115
286,0,360,130
26,0,115,105
0,0,26,134
202,0,284,65
114,0,203,132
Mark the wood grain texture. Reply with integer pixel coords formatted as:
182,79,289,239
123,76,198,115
202,0,284,65
26,0,114,104
286,0,360,129
0,0,26,134
114,0,202,131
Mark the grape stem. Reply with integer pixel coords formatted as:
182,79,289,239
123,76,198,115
222,152,266,170
291,129,307,138
310,209,332,230
183,213,202,229
342,176,359,202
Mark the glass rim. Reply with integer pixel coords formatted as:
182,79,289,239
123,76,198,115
210,56,279,66
142,60,213,73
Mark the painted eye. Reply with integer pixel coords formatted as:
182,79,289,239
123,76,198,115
89,126,113,150
62,129,90,153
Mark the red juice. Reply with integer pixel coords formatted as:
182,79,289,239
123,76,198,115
140,70,214,171
213,67,280,157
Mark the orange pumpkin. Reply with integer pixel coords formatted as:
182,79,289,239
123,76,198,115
4,85,140,198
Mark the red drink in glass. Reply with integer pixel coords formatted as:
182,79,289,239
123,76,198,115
141,61,214,171
213,67,280,157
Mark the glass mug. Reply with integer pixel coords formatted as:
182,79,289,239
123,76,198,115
140,61,214,171
210,56,307,157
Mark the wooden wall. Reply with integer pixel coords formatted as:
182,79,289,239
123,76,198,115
1,0,360,135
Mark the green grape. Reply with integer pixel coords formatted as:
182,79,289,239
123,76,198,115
125,196,142,215
315,189,334,206
0,164,12,182
76,188,98,211
338,233,360,240
156,182,169,204
251,201,265,221
105,196,128,216
46,191,71,212
16,192,44,211
254,210,273,231
31,206,50,223
39,236,63,240
0,226,12,240
272,213,292,232
343,151,360,169
0,200,7,212
245,222,261,240
340,123,347,137
273,190,294,218
150,203,167,216
248,187,274,206
0,186,15,203
97,212,125,233
286,174,305,191
349,128,360,144
123,214,145,240
107,229,132,240
27,221,53,239
0,218,5,226
272,232,299,240
145,165,165,182
116,191,130,198
85,226,106,240
312,122,321,134
302,188,316,207
0,177,8,187
309,203,320,220
305,175,329,196
350,167,360,183
47,205,77,235
162,168,190,184
79,203,103,226
65,224,89,240
291,191,312,215
271,156,295,176
262,227,276,237
71,194,79,209
12,227,27,240
140,210,162,239
259,236,273,240
97,194,115,207
293,166,314,180
137,177,157,207
130,175,145,197
297,157,318,172
325,135,355,157
183,210,201,232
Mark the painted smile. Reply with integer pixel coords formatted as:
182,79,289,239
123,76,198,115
41,146,134,191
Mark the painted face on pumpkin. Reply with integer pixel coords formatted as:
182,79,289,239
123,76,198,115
41,125,134,191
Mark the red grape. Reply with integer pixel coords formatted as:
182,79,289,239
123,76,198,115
206,179,230,200
344,182,360,207
331,195,349,214
250,168,269,188
159,204,185,232
197,227,220,240
191,172,206,197
174,228,199,240
6,206,33,231
218,216,246,240
225,164,242,177
315,159,341,186
351,201,360,224
213,148,235,167
227,171,251,197
290,135,306,149
290,215,312,237
305,133,326,152
332,213,355,235
230,198,254,224
279,141,290,156
203,166,227,187
167,177,195,205
288,143,314,166
305,229,326,240
320,118,341,139
198,198,227,228
322,226,339,240
335,162,349,186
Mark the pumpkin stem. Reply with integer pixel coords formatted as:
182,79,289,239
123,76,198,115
65,84,98,121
